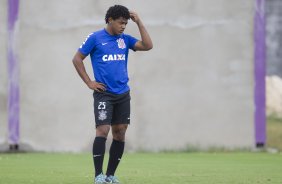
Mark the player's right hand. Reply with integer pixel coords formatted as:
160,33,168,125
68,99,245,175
129,11,140,24
87,81,106,92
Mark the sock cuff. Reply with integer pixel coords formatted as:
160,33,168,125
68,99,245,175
95,136,107,142
112,139,125,144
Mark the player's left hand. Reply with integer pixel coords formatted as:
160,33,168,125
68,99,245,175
130,11,140,24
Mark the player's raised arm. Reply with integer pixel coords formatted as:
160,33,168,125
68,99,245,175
130,11,153,51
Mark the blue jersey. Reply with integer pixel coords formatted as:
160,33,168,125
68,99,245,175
78,28,138,94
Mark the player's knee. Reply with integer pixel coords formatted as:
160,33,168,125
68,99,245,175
97,132,109,138
96,125,110,138
112,129,126,141
113,134,125,141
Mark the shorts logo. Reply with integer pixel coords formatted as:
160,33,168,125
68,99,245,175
117,38,126,49
98,110,107,121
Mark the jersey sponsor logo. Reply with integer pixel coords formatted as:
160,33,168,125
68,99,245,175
102,54,125,61
117,38,126,49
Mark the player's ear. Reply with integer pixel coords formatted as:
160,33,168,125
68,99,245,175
108,17,113,24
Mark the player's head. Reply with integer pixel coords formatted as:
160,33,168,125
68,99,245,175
105,5,130,35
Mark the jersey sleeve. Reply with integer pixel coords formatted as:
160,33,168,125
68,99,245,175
126,34,138,51
78,32,96,56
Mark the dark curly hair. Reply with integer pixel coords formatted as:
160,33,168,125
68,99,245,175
105,5,130,24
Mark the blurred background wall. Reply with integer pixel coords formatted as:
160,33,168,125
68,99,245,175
0,0,255,152
266,0,282,77
265,0,282,118
0,0,8,146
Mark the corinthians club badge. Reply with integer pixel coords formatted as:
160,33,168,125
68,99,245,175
98,110,107,121
117,38,126,49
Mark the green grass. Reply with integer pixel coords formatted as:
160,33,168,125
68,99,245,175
267,116,282,151
0,152,282,184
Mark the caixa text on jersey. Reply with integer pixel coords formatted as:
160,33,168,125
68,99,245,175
102,54,126,61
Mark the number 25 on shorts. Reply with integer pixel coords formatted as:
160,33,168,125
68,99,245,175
98,102,106,109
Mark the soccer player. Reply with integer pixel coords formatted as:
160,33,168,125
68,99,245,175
72,5,153,184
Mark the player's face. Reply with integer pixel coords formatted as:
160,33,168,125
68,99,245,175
110,17,128,35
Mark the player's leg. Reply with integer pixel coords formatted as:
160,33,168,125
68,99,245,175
112,124,128,141
106,124,128,176
93,125,110,177
93,127,109,183
93,92,113,183
106,92,130,183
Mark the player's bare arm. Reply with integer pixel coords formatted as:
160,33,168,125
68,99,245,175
72,51,106,92
130,11,153,51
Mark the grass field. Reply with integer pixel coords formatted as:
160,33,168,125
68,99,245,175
0,116,281,184
267,116,282,151
0,152,282,184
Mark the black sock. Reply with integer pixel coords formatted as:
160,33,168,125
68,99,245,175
106,139,125,176
93,136,107,177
